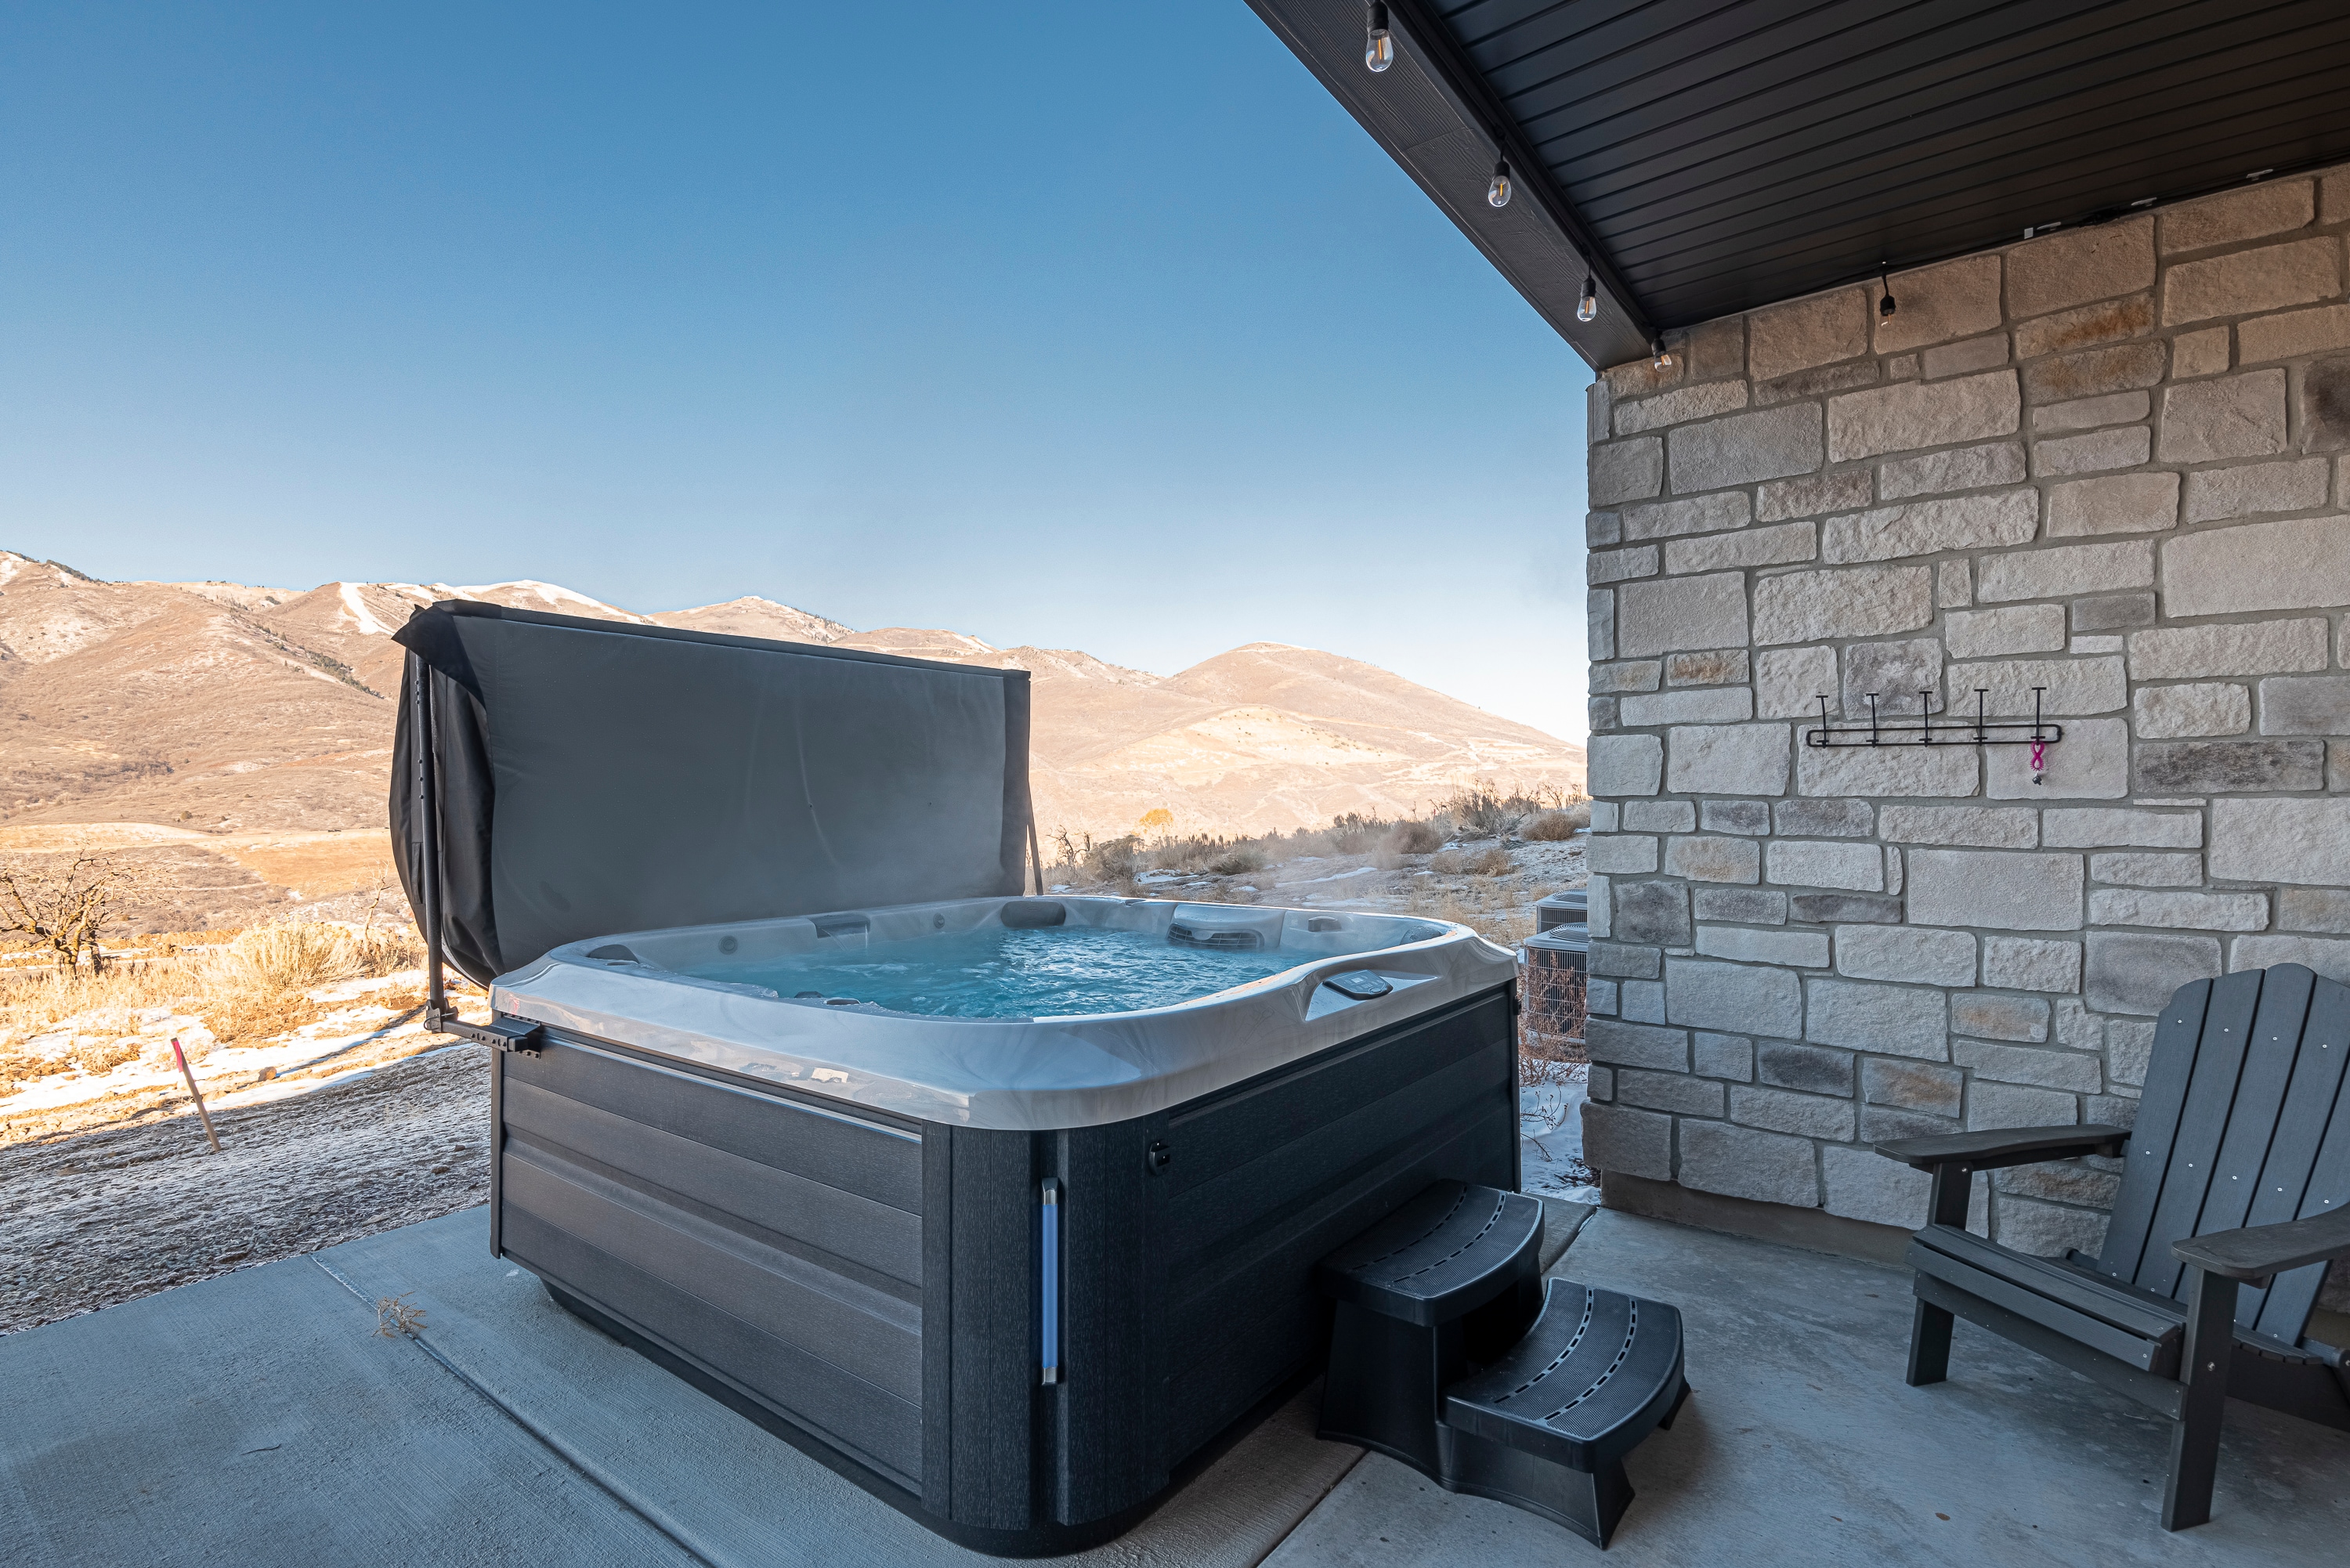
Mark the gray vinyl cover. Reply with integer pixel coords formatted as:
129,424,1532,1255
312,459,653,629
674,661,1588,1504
390,601,1033,986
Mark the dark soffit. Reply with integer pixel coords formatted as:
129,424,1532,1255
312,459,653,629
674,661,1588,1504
1249,0,2350,367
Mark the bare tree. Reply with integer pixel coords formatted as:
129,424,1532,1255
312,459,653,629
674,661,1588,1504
0,854,139,972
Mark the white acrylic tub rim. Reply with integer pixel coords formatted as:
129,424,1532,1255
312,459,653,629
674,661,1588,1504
490,895,1518,1131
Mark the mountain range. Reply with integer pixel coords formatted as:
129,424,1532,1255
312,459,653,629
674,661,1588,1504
0,551,1584,858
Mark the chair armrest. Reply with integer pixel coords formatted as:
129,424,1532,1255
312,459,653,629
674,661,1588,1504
2173,1205,2350,1284
1874,1124,2128,1172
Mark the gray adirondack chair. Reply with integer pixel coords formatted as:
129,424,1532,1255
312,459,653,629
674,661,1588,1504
1876,963,2350,1530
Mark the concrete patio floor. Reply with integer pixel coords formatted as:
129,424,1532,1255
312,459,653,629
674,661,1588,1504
2,1205,2343,1566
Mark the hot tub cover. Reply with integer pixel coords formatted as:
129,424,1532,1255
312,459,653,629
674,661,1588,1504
390,601,1035,986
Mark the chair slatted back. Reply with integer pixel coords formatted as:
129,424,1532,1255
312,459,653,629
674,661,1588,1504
2095,964,2350,1345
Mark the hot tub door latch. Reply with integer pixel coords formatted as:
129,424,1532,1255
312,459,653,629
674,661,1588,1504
1145,1140,1173,1175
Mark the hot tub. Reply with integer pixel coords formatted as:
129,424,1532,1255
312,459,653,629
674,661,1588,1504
485,894,1519,1555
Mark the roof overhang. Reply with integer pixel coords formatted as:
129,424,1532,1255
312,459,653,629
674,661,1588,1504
1249,1,2350,368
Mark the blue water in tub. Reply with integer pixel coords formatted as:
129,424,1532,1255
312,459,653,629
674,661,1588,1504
682,926,1301,1020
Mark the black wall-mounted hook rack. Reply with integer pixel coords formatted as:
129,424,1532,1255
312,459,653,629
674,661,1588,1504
1803,687,2063,750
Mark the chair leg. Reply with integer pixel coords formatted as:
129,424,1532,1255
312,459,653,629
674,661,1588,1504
2161,1268,2236,1532
1906,1298,1954,1386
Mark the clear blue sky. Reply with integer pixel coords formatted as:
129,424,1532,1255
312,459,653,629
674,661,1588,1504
4,2,1592,739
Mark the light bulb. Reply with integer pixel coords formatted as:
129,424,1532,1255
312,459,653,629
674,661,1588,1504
1365,2,1392,71
1878,272,1896,319
1576,276,1597,323
1651,338,1672,371
1487,157,1511,208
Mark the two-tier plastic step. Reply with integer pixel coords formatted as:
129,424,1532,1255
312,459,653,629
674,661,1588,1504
1316,1181,1546,1476
1442,1277,1689,1548
1317,1182,1690,1550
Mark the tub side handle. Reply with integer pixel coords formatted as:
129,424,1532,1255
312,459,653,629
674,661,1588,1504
1040,1177,1062,1386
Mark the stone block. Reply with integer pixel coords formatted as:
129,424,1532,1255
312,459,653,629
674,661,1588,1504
1580,1102,1673,1180
1982,937,2082,993
2157,370,2289,462
1835,923,1976,985
1698,799,1771,835
2066,602,2153,644
2160,236,2341,326
1907,849,2085,932
1827,371,2020,461
1668,649,1750,686
1748,287,1869,382
1795,742,1979,800
1824,1145,1961,1229
1992,1159,2121,1207
1945,563,1974,612
1974,540,2153,601
1667,836,1763,885
1588,979,1619,1016
1806,979,1947,1058
1619,980,1667,1024
1665,956,1804,1038
2034,426,2150,477
1623,491,1752,540
1613,378,1748,435
1730,1085,1855,1140
1860,1104,1962,1143
1621,688,1755,727
1585,1017,1688,1070
2160,178,2314,252
2133,682,2250,739
2046,471,2178,537
1754,565,1934,644
1678,1120,1821,1208
2165,515,2350,619
1842,638,1943,720
1944,605,2066,659
1591,660,1662,695
1589,696,1618,732
1615,572,1748,658
2210,798,2350,885
1587,733,1664,797
1945,656,2125,716
2085,931,2223,1013
2279,887,2350,934
2092,851,2203,888
2134,739,2324,793
1592,943,1664,984
1666,724,1791,797
1773,798,1872,838
1590,438,1664,505
2173,325,2232,378
1994,716,2128,802
1863,1057,1964,1116
1589,589,1614,661
1613,880,1691,945
1756,471,1874,522
2232,934,2350,985
1694,924,1827,966
1695,887,1786,926
2034,390,2149,432
2023,341,2167,406
1877,440,2025,500
1623,800,1697,833
1874,254,2002,353
1923,334,2012,379
2013,293,2155,359
1755,646,1839,718
1588,835,1660,875
1822,490,2037,565
1694,1031,1755,1080
1878,806,2038,849
1586,1065,1615,1100
1950,993,2050,1042
2131,618,2330,682
1993,1195,2109,1259
2041,809,2201,849
2106,1019,2155,1085
1588,546,1658,586
1668,404,1825,493
2182,457,2330,522
1755,1040,1855,1096
1665,521,1817,575
1757,363,1882,409
2303,356,2350,453
1614,1068,1726,1117
2089,889,2269,931
2007,216,2154,318
1968,1080,2079,1132
1766,840,1885,892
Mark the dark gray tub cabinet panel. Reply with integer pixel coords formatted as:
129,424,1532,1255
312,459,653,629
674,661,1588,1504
495,987,1517,1556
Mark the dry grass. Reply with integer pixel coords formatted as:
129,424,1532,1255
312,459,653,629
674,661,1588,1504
1521,804,1591,842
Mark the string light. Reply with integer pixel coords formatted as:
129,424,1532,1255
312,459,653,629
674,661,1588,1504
1879,268,1897,320
1576,275,1598,323
1365,3,1392,72
1487,156,1511,208
1651,337,1672,371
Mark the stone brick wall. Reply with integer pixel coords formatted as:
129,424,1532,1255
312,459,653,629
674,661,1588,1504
1579,165,2350,1281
